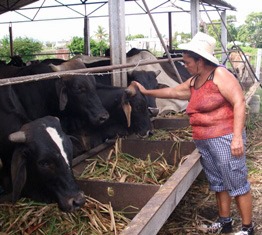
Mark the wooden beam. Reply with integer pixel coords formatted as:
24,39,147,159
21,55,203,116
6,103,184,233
245,82,261,105
121,149,202,235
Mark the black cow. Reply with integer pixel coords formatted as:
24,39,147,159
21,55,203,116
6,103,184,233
11,73,109,126
88,82,153,147
127,69,160,117
7,55,26,67
0,60,109,151
0,115,85,212
79,58,161,117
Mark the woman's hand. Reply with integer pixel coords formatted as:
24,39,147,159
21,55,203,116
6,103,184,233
131,81,147,94
231,135,244,157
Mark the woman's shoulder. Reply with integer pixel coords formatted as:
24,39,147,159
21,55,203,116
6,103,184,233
215,65,236,78
213,65,240,87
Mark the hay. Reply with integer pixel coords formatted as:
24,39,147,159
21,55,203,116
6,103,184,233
0,196,130,234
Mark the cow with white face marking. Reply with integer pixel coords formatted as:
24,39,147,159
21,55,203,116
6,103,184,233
1,116,85,212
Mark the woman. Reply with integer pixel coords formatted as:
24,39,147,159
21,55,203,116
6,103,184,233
133,32,254,235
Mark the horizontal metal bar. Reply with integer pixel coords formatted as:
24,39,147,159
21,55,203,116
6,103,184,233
0,57,183,86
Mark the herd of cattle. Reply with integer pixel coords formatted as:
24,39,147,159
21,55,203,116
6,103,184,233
0,48,191,212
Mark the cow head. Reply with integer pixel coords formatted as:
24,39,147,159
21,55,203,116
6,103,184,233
128,70,160,117
123,82,153,138
55,74,109,126
8,116,85,212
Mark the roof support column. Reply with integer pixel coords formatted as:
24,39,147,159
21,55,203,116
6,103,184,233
108,0,127,87
84,16,90,56
9,23,14,57
168,12,172,51
221,11,227,64
190,0,200,36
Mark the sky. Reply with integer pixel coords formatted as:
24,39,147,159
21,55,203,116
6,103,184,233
0,0,261,42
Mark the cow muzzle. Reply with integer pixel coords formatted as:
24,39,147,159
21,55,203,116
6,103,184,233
148,107,159,117
59,191,86,212
137,130,154,139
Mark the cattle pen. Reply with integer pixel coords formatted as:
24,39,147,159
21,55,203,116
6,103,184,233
71,116,201,235
0,53,260,234
0,58,202,234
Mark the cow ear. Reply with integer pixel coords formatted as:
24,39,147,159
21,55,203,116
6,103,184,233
122,103,132,127
49,63,59,72
55,79,68,111
11,147,27,203
125,82,137,96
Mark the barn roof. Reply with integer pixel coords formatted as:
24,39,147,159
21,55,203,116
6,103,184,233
0,0,39,15
0,0,236,18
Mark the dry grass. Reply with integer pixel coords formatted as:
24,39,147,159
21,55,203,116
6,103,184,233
0,196,130,235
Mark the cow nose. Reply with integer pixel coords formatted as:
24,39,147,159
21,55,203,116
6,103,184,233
148,107,159,117
98,112,110,125
147,130,154,137
137,130,154,139
71,192,86,210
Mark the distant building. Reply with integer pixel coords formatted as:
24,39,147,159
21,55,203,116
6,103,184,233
126,37,168,52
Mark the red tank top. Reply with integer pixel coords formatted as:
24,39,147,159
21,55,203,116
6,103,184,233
186,69,234,140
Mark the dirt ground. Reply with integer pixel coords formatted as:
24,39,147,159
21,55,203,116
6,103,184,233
158,114,262,235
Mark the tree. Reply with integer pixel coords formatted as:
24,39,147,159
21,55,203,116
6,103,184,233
126,34,145,40
94,25,109,56
67,36,84,55
0,36,43,62
67,36,109,56
237,12,262,48
205,16,239,47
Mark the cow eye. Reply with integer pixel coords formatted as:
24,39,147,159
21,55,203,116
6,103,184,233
73,85,86,93
38,160,50,168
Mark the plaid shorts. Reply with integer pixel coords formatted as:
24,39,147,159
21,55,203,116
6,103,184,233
194,132,250,197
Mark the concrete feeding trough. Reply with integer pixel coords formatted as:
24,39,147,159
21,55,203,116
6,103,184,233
72,117,202,235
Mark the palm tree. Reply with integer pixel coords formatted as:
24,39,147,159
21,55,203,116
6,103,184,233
94,25,109,56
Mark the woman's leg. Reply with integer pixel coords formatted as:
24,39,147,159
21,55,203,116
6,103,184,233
235,191,253,225
216,191,232,217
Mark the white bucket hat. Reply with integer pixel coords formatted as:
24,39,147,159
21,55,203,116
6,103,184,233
178,32,219,65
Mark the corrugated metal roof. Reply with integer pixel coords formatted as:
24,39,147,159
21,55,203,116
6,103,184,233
0,0,236,16
0,0,39,15
201,0,236,10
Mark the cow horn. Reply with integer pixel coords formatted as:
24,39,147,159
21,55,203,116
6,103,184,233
49,63,60,72
9,131,26,143
122,103,132,127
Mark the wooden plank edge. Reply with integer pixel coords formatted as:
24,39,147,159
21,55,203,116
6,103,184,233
245,81,261,104
120,149,202,235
